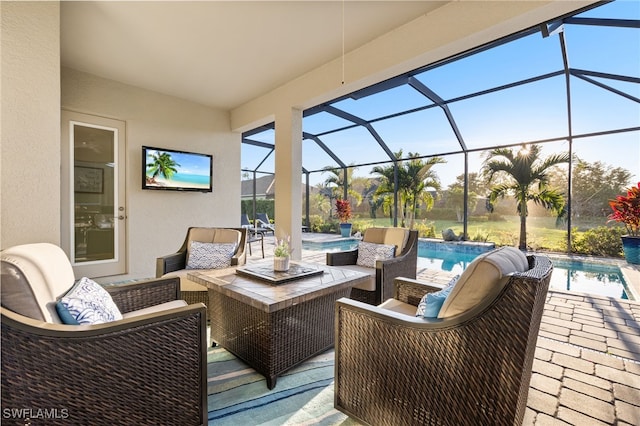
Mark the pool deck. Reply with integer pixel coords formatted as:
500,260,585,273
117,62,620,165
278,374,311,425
253,233,640,425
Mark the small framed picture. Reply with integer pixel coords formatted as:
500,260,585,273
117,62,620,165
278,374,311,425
75,166,103,194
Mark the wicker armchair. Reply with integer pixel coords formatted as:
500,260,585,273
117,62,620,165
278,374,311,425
1,243,207,425
156,227,247,305
327,228,418,305
334,253,553,426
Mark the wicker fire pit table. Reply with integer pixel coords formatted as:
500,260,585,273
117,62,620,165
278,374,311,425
188,261,369,389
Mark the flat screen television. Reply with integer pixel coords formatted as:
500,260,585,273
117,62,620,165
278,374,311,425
142,146,213,193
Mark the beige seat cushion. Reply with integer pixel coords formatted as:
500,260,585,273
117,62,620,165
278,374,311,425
162,270,208,292
438,246,528,319
379,298,416,316
122,300,188,319
363,227,409,257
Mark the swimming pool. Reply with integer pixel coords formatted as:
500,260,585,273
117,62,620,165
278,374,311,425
303,238,632,300
302,238,359,252
417,245,630,300
546,257,629,300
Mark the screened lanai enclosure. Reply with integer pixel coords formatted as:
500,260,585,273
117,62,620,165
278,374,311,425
241,0,639,257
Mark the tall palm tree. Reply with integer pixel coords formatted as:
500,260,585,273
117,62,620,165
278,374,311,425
482,144,569,250
311,183,333,219
322,165,362,214
371,159,400,224
147,151,180,181
371,151,444,228
402,153,445,229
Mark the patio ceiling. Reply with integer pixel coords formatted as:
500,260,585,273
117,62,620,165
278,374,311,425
241,1,640,183
61,1,449,110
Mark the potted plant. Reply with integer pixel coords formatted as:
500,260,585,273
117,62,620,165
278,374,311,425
608,181,640,264
273,235,292,271
335,199,352,237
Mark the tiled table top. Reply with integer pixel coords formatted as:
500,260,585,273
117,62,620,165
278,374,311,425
188,260,369,313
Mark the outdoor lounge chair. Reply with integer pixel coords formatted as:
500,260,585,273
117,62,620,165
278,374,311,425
1,243,207,425
256,213,275,235
334,247,553,426
156,227,247,305
326,227,418,305
240,213,254,228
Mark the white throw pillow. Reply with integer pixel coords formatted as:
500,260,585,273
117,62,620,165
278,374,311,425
186,241,237,269
56,277,123,325
356,241,396,268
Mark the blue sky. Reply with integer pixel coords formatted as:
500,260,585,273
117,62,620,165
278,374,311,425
242,0,639,188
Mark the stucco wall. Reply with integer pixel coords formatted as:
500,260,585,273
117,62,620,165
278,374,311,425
1,1,61,248
62,68,240,281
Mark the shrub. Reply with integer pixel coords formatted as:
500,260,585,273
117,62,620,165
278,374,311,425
351,220,374,234
414,220,436,238
571,226,624,257
470,229,490,242
308,215,329,233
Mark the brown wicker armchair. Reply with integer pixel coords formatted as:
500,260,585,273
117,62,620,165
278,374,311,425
1,243,207,425
156,227,247,305
334,253,553,426
327,228,418,305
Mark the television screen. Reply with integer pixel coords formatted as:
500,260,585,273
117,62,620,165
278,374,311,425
142,146,213,192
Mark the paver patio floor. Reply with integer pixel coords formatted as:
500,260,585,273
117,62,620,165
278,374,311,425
246,233,640,425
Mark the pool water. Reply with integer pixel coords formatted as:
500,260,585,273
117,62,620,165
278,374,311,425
547,258,629,300
417,248,629,300
302,238,359,252
418,250,630,300
303,239,631,300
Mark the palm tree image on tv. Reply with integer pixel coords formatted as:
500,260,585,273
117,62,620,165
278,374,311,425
146,151,180,185
145,149,211,190
482,144,569,250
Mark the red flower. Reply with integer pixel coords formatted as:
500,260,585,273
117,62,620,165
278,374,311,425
335,199,352,223
608,182,640,237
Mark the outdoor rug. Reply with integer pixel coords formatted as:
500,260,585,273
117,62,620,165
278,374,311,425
206,346,360,426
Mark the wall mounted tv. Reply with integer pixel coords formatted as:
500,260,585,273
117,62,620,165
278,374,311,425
142,146,213,193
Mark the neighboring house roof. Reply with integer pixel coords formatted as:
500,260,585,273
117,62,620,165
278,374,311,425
241,175,275,199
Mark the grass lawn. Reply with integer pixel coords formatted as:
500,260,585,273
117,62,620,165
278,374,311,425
359,216,569,251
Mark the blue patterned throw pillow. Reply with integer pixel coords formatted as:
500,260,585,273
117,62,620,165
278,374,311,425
186,241,237,269
356,241,396,268
56,277,123,325
416,275,459,318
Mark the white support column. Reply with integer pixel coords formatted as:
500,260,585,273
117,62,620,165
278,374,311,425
274,107,303,260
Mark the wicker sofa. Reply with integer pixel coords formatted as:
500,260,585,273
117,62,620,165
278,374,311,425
156,227,247,305
334,248,553,426
1,243,207,425
326,227,418,305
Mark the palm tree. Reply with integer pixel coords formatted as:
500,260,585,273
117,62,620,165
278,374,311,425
147,151,180,181
402,153,445,228
322,165,362,215
310,186,332,219
482,144,569,250
371,160,399,224
371,151,445,228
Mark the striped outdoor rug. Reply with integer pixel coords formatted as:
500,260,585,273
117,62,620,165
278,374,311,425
206,347,360,426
